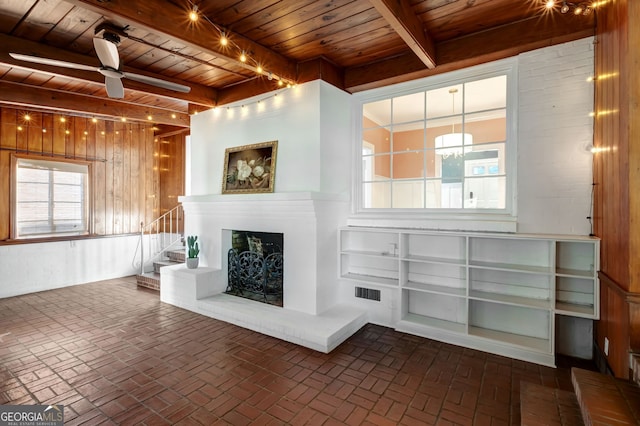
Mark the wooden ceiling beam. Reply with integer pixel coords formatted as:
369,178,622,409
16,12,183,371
64,0,298,84
0,80,190,127
0,33,216,108
297,57,345,91
344,14,594,92
369,0,436,68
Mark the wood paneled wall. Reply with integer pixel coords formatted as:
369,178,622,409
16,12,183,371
0,106,185,241
158,130,187,234
593,0,640,378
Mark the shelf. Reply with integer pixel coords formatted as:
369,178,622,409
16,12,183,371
404,281,466,297
341,272,397,287
556,276,594,315
469,268,551,302
556,241,596,277
400,312,466,334
340,229,399,257
402,254,465,266
555,302,595,318
469,260,552,275
468,326,550,353
469,237,553,275
406,290,467,326
555,267,594,278
341,249,398,259
469,290,550,309
405,233,466,263
468,299,551,352
341,250,398,286
340,226,599,367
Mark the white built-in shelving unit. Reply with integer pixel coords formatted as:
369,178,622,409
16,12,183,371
339,227,599,367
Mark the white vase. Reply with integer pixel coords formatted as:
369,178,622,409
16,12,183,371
186,257,199,269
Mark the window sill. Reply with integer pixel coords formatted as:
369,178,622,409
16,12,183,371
0,233,137,246
347,211,517,233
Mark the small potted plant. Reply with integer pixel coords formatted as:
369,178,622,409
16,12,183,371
186,235,200,269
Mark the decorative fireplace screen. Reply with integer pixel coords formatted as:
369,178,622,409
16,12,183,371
226,231,283,306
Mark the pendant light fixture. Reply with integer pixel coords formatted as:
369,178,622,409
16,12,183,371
435,88,471,157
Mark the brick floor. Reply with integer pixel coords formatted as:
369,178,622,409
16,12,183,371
571,368,640,425
0,276,594,425
520,381,583,425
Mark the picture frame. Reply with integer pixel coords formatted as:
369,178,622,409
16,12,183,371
222,140,277,194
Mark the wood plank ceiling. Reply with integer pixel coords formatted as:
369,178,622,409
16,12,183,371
0,0,595,128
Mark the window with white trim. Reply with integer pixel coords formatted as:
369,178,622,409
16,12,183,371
14,157,90,238
359,65,514,214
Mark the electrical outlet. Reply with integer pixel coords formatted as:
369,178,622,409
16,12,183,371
604,337,609,356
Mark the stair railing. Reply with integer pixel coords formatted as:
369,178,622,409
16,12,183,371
138,204,184,274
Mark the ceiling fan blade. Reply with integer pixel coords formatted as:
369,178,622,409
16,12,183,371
9,53,98,72
123,72,191,93
105,76,124,98
93,37,119,70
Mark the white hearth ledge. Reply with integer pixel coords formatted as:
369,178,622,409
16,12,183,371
161,264,368,353
160,265,222,311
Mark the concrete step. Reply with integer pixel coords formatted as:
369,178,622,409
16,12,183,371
136,272,160,291
166,249,185,263
571,367,640,426
153,259,182,273
139,257,184,290
520,381,583,426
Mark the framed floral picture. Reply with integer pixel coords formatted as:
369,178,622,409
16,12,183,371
222,141,277,194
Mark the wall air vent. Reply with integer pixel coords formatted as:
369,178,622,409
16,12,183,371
355,287,381,301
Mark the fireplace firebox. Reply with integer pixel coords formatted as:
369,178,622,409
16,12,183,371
226,231,283,306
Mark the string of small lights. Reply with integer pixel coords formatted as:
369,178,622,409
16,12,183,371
542,0,608,15
13,111,158,137
15,2,300,124
186,0,297,90
210,87,294,115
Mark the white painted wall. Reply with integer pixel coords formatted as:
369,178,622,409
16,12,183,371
319,82,354,195
189,80,352,196
0,235,141,298
517,38,595,235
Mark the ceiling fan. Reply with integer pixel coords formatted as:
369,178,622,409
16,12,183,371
9,25,191,99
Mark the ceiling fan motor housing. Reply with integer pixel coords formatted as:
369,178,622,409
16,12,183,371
94,22,125,45
10,21,190,99
102,31,121,45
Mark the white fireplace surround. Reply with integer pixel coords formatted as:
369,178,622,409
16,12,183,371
160,192,368,352
183,191,350,315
